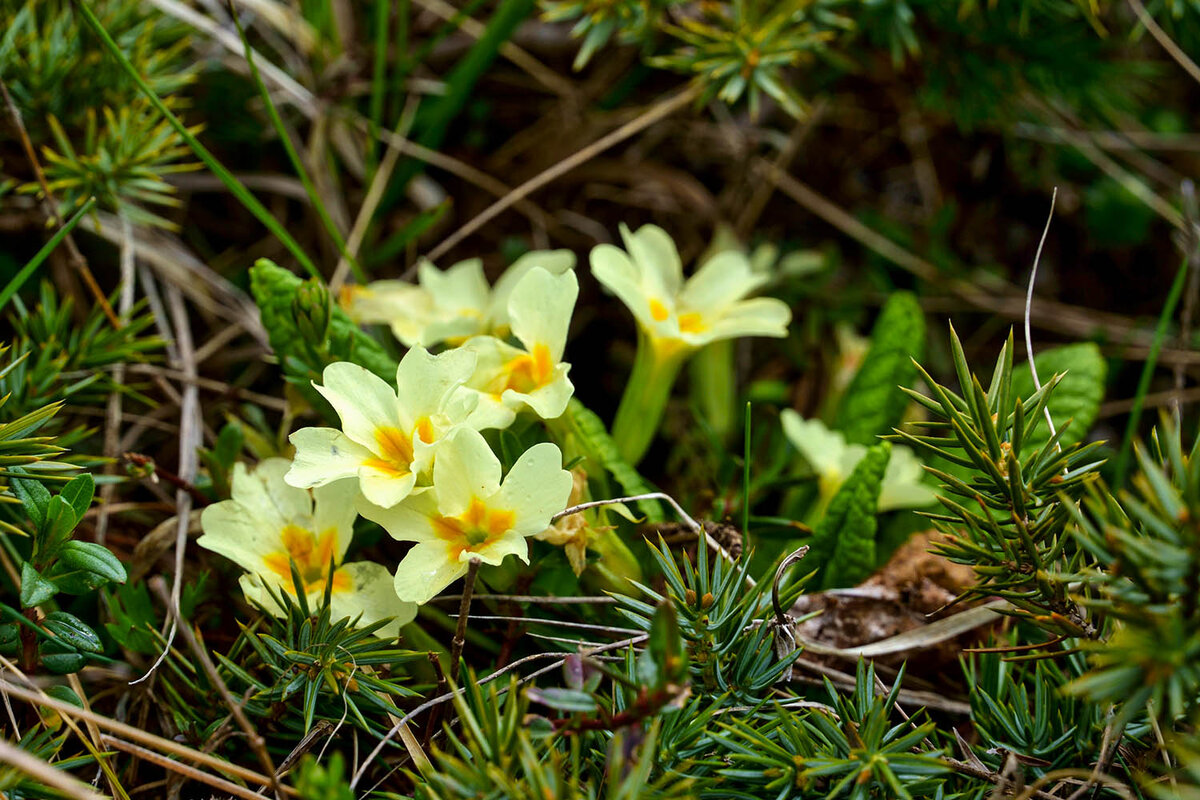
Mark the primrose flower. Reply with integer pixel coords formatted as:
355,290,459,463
590,223,791,358
358,427,573,605
589,223,792,464
780,410,937,514
462,267,577,425
341,250,575,348
286,347,506,509
198,459,416,637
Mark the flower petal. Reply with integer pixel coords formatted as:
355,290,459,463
506,366,573,421
311,477,359,563
781,411,847,480
199,500,281,573
286,428,372,489
394,345,477,430
419,258,489,314
357,490,442,543
679,250,767,312
490,249,576,331
253,458,313,525
393,540,468,604
702,297,792,344
329,561,418,638
591,243,654,330
357,462,418,508
432,428,502,516
620,223,682,298
507,267,578,361
316,362,400,452
495,442,572,536
472,530,529,567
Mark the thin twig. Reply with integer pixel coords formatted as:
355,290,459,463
424,84,701,262
97,215,138,545
131,286,201,685
1126,0,1200,87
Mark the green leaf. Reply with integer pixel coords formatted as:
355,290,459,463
10,475,51,531
42,495,79,556
834,292,925,446
58,473,95,525
525,686,599,713
1010,343,1106,453
249,259,398,388
20,562,58,607
0,623,19,656
214,423,244,469
57,541,127,585
560,399,664,522
38,639,87,675
43,611,103,653
808,442,891,590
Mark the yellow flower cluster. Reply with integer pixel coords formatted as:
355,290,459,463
199,229,793,636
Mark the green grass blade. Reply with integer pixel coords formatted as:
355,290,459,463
1112,254,1191,488
70,0,320,279
0,196,96,312
380,0,535,213
229,5,364,282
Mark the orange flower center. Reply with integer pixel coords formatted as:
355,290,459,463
649,298,671,322
364,419,434,476
263,524,350,594
498,343,555,395
431,497,516,560
678,311,704,333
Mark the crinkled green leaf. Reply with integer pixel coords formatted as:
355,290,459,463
808,442,891,590
249,259,398,386
561,399,663,522
835,291,925,446
1011,343,1106,453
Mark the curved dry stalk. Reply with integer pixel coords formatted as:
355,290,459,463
1024,187,1060,451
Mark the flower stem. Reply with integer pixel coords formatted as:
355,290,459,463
450,558,481,670
689,339,736,441
612,332,687,465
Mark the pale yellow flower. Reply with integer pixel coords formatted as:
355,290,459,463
780,410,936,512
198,458,415,637
462,267,577,425
358,428,572,604
285,346,507,509
590,223,791,358
341,250,575,347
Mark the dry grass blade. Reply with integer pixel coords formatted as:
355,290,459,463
423,84,701,262
0,678,298,796
0,738,107,800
